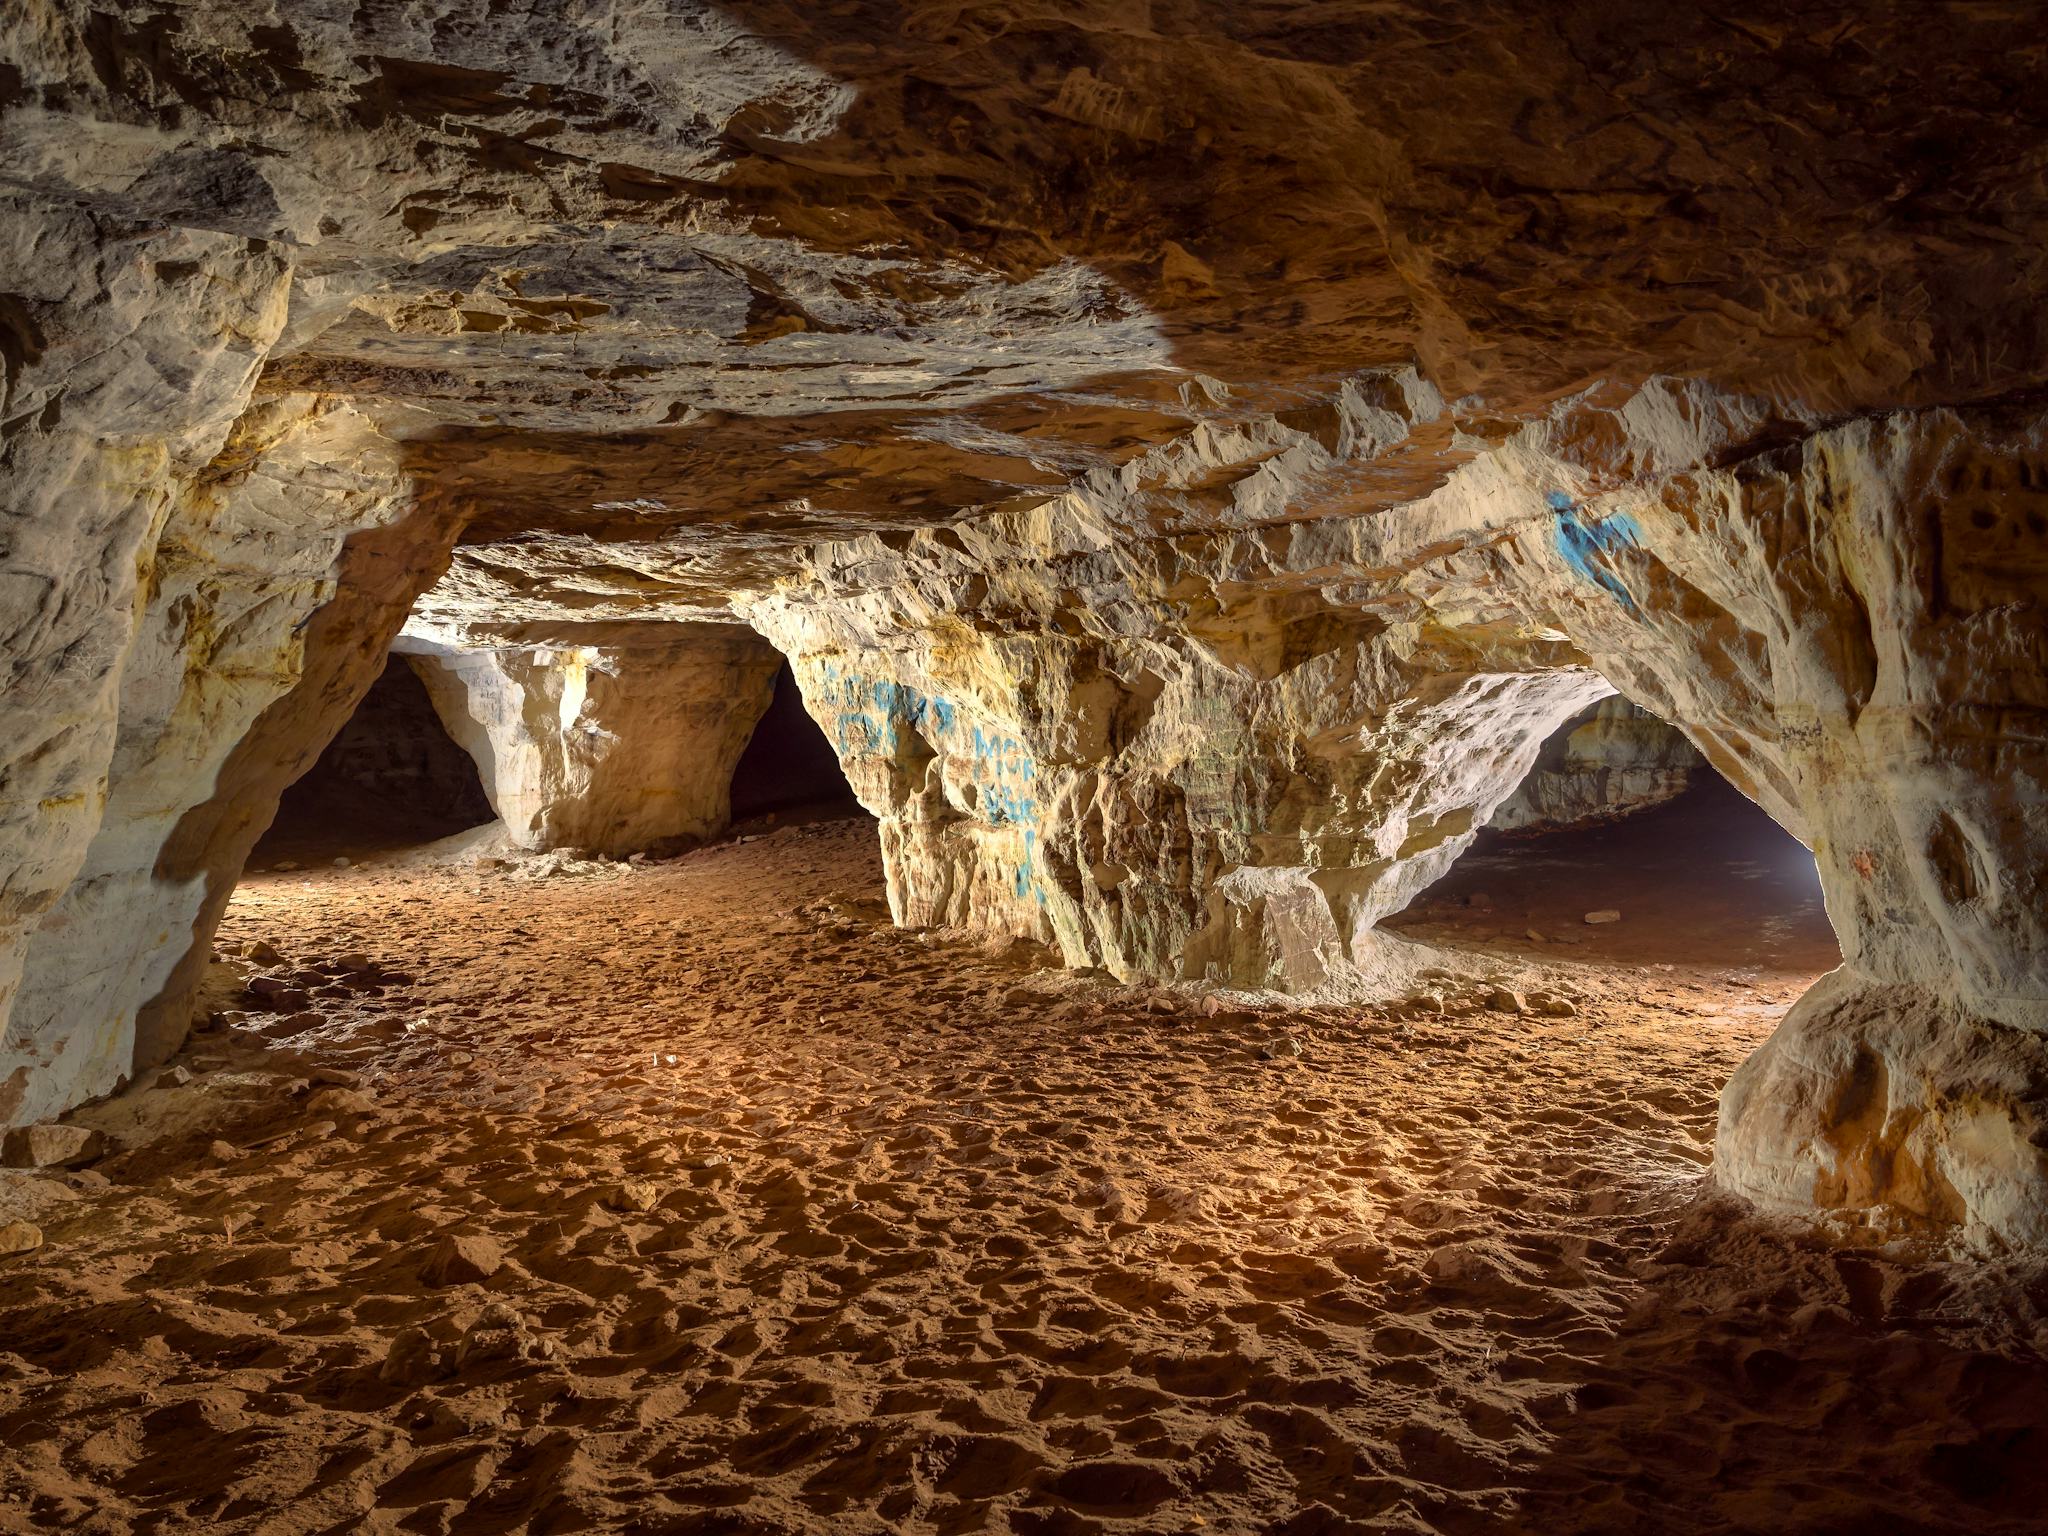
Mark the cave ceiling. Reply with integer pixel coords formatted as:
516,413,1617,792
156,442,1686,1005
7,0,2046,632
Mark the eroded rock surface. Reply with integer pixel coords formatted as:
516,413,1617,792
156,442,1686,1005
406,626,780,854
3,3,2046,1242
1489,698,1702,832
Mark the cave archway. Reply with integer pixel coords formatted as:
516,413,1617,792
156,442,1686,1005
255,654,496,865
728,659,860,823
1385,695,1837,976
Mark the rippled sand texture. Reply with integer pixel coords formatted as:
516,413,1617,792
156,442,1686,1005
2,809,2044,1535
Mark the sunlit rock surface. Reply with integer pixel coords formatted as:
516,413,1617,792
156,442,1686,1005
2,2,2045,1240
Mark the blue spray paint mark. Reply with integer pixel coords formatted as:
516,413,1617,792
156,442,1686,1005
815,661,1049,904
1548,491,1641,612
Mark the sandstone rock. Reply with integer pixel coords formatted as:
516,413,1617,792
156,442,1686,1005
455,1303,557,1367
422,1233,506,1287
0,1221,43,1258
1527,993,1579,1019
306,1088,377,1118
0,2,2043,1253
1584,910,1622,926
1,1123,107,1170
603,1180,664,1214
378,1326,441,1388
405,627,781,855
1490,699,1703,832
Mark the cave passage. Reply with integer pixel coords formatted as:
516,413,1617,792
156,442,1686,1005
729,660,861,822
255,654,496,865
1388,702,1838,978
8,4,2048,1529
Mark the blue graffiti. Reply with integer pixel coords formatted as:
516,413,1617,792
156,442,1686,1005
1548,491,1640,612
816,661,1048,904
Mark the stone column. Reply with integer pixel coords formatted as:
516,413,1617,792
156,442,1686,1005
1,401,464,1128
0,197,290,1125
1468,386,2048,1246
406,625,782,855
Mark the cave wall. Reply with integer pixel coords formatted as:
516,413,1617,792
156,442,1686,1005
274,654,494,834
0,194,466,1125
2,1,2045,1243
1488,697,1703,832
406,626,782,855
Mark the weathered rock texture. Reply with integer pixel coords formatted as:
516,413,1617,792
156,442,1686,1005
273,656,495,834
406,627,780,854
1489,698,1703,832
3,3,2046,1241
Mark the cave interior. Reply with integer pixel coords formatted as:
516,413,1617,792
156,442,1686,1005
2,3,2047,1532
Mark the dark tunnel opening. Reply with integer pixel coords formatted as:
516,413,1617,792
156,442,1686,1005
1387,697,1837,976
255,655,495,864
728,660,861,823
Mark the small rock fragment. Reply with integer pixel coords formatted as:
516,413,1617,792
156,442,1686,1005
455,1301,548,1366
246,940,284,966
155,1065,194,1089
1527,991,1580,1017
379,1326,440,1386
421,1232,505,1287
0,1221,43,1257
603,1179,663,1213
332,856,352,869
1486,987,1528,1015
1584,909,1621,925
306,1087,376,1117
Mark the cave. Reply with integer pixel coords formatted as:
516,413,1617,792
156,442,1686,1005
1391,697,1838,976
256,654,496,863
3,6,2046,1532
729,661,861,822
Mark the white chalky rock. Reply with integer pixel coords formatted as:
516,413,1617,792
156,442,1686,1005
405,626,781,855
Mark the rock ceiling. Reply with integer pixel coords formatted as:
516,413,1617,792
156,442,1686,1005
10,1,2047,629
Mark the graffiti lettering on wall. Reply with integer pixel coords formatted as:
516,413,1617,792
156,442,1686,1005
818,663,1049,903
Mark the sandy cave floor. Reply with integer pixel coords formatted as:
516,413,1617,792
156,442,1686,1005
4,795,2048,1535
